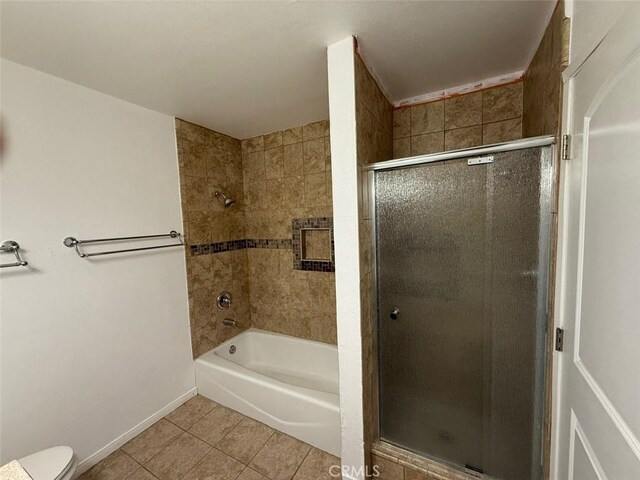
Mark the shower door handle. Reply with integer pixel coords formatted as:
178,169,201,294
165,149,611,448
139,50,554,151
390,308,400,320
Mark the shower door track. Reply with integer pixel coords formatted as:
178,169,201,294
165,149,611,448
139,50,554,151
366,135,556,171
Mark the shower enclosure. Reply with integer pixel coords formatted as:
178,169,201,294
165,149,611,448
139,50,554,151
374,138,554,480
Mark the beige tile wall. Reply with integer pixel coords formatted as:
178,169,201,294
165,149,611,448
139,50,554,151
354,51,393,469
355,54,393,164
176,119,251,358
177,118,338,357
241,121,337,344
523,0,568,137
392,81,524,159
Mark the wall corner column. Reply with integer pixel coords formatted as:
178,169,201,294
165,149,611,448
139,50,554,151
327,36,366,479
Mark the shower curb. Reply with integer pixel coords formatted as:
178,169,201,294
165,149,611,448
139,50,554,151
372,441,483,480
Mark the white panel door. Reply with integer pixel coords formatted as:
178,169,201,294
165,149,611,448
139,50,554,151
553,3,640,479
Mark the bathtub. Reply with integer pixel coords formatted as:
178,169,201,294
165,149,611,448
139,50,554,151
195,328,341,457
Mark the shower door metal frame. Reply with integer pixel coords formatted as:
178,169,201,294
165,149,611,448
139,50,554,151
366,135,556,172
368,135,559,479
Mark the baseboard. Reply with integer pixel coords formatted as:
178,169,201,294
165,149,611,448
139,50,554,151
73,387,197,477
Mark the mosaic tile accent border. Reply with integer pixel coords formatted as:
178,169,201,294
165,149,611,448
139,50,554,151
292,217,335,272
190,239,247,256
189,218,335,273
246,239,292,249
190,238,292,256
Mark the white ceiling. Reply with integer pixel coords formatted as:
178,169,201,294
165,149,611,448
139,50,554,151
0,1,555,139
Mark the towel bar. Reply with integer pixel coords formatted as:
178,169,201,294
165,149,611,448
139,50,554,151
0,240,29,268
63,230,184,258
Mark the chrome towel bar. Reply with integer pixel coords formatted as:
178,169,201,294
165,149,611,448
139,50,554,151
0,240,29,268
63,230,184,258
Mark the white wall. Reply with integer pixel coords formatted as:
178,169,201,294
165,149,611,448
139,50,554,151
0,59,195,470
564,0,629,70
327,37,365,478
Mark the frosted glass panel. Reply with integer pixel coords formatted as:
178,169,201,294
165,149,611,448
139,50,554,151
375,147,552,480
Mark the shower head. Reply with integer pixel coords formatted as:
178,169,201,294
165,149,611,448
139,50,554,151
215,191,235,207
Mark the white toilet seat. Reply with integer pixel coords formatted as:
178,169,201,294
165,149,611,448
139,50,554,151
19,446,76,480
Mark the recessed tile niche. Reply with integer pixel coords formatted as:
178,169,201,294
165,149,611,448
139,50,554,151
302,229,332,260
293,217,335,272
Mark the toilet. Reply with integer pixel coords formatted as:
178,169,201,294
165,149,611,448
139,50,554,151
19,446,77,480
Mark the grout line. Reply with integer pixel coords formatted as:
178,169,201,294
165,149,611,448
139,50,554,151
209,418,244,449
289,446,312,480
164,400,219,432
245,429,277,467
176,443,215,480
112,450,143,480
213,417,244,449
162,416,187,431
140,430,200,471
136,465,161,480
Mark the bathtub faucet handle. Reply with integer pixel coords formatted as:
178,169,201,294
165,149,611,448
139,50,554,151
217,291,232,310
223,318,237,327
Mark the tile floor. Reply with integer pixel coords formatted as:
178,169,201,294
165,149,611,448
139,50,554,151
79,395,341,480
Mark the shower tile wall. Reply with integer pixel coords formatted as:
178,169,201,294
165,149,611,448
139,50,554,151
355,55,393,164
392,81,524,159
241,121,337,344
354,51,393,465
176,119,251,358
177,118,338,357
523,0,568,137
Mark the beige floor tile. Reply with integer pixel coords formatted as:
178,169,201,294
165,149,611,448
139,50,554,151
216,417,275,463
122,419,183,463
145,432,211,480
182,448,245,480
78,450,139,480
128,467,159,480
237,468,266,480
293,448,341,480
165,395,217,429
249,432,311,480
188,405,244,446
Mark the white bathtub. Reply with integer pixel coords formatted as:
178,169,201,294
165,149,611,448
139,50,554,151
195,328,341,456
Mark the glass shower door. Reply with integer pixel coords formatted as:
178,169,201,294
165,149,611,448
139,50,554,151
376,147,552,480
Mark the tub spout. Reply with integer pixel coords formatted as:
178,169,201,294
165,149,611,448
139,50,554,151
223,318,237,327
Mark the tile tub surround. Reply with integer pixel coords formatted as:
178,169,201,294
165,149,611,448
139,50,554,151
392,81,524,159
176,119,251,358
177,118,338,357
78,395,341,480
241,121,337,345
